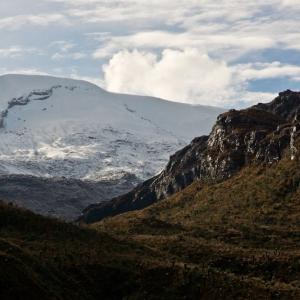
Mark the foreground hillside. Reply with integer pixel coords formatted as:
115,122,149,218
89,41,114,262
1,152,300,299
95,152,300,299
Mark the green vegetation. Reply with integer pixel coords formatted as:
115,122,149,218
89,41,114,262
1,153,300,299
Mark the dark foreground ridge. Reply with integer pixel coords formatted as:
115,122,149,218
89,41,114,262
80,90,300,223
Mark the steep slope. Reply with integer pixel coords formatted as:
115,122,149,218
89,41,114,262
81,90,300,223
0,74,223,181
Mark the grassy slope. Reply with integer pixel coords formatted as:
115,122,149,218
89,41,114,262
1,201,276,300
0,203,187,300
95,155,300,299
1,153,300,299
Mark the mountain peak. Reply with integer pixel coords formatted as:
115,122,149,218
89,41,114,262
253,89,300,121
278,89,298,96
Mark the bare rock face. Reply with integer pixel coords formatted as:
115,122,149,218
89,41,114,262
80,91,300,223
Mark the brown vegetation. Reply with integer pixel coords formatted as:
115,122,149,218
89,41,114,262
1,124,300,299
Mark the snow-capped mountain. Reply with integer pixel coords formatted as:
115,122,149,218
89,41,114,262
0,74,224,182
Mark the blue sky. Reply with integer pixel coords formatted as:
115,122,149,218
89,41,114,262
1,0,300,107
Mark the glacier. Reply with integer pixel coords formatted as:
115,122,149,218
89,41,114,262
0,74,224,181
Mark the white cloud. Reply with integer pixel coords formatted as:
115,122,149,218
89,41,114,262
0,14,68,30
280,0,300,8
50,41,75,52
103,49,234,106
51,52,86,60
0,46,24,58
84,1,300,63
103,49,300,107
0,46,41,58
50,41,86,61
235,62,300,81
93,30,277,60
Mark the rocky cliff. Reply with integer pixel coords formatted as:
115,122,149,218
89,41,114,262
80,90,300,223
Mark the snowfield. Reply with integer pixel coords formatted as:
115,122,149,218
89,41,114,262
0,74,224,182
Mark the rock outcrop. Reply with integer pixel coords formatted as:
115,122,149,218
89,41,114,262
0,87,58,128
80,91,300,223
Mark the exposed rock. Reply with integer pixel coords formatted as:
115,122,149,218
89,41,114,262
0,87,58,129
254,90,300,120
80,91,300,223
